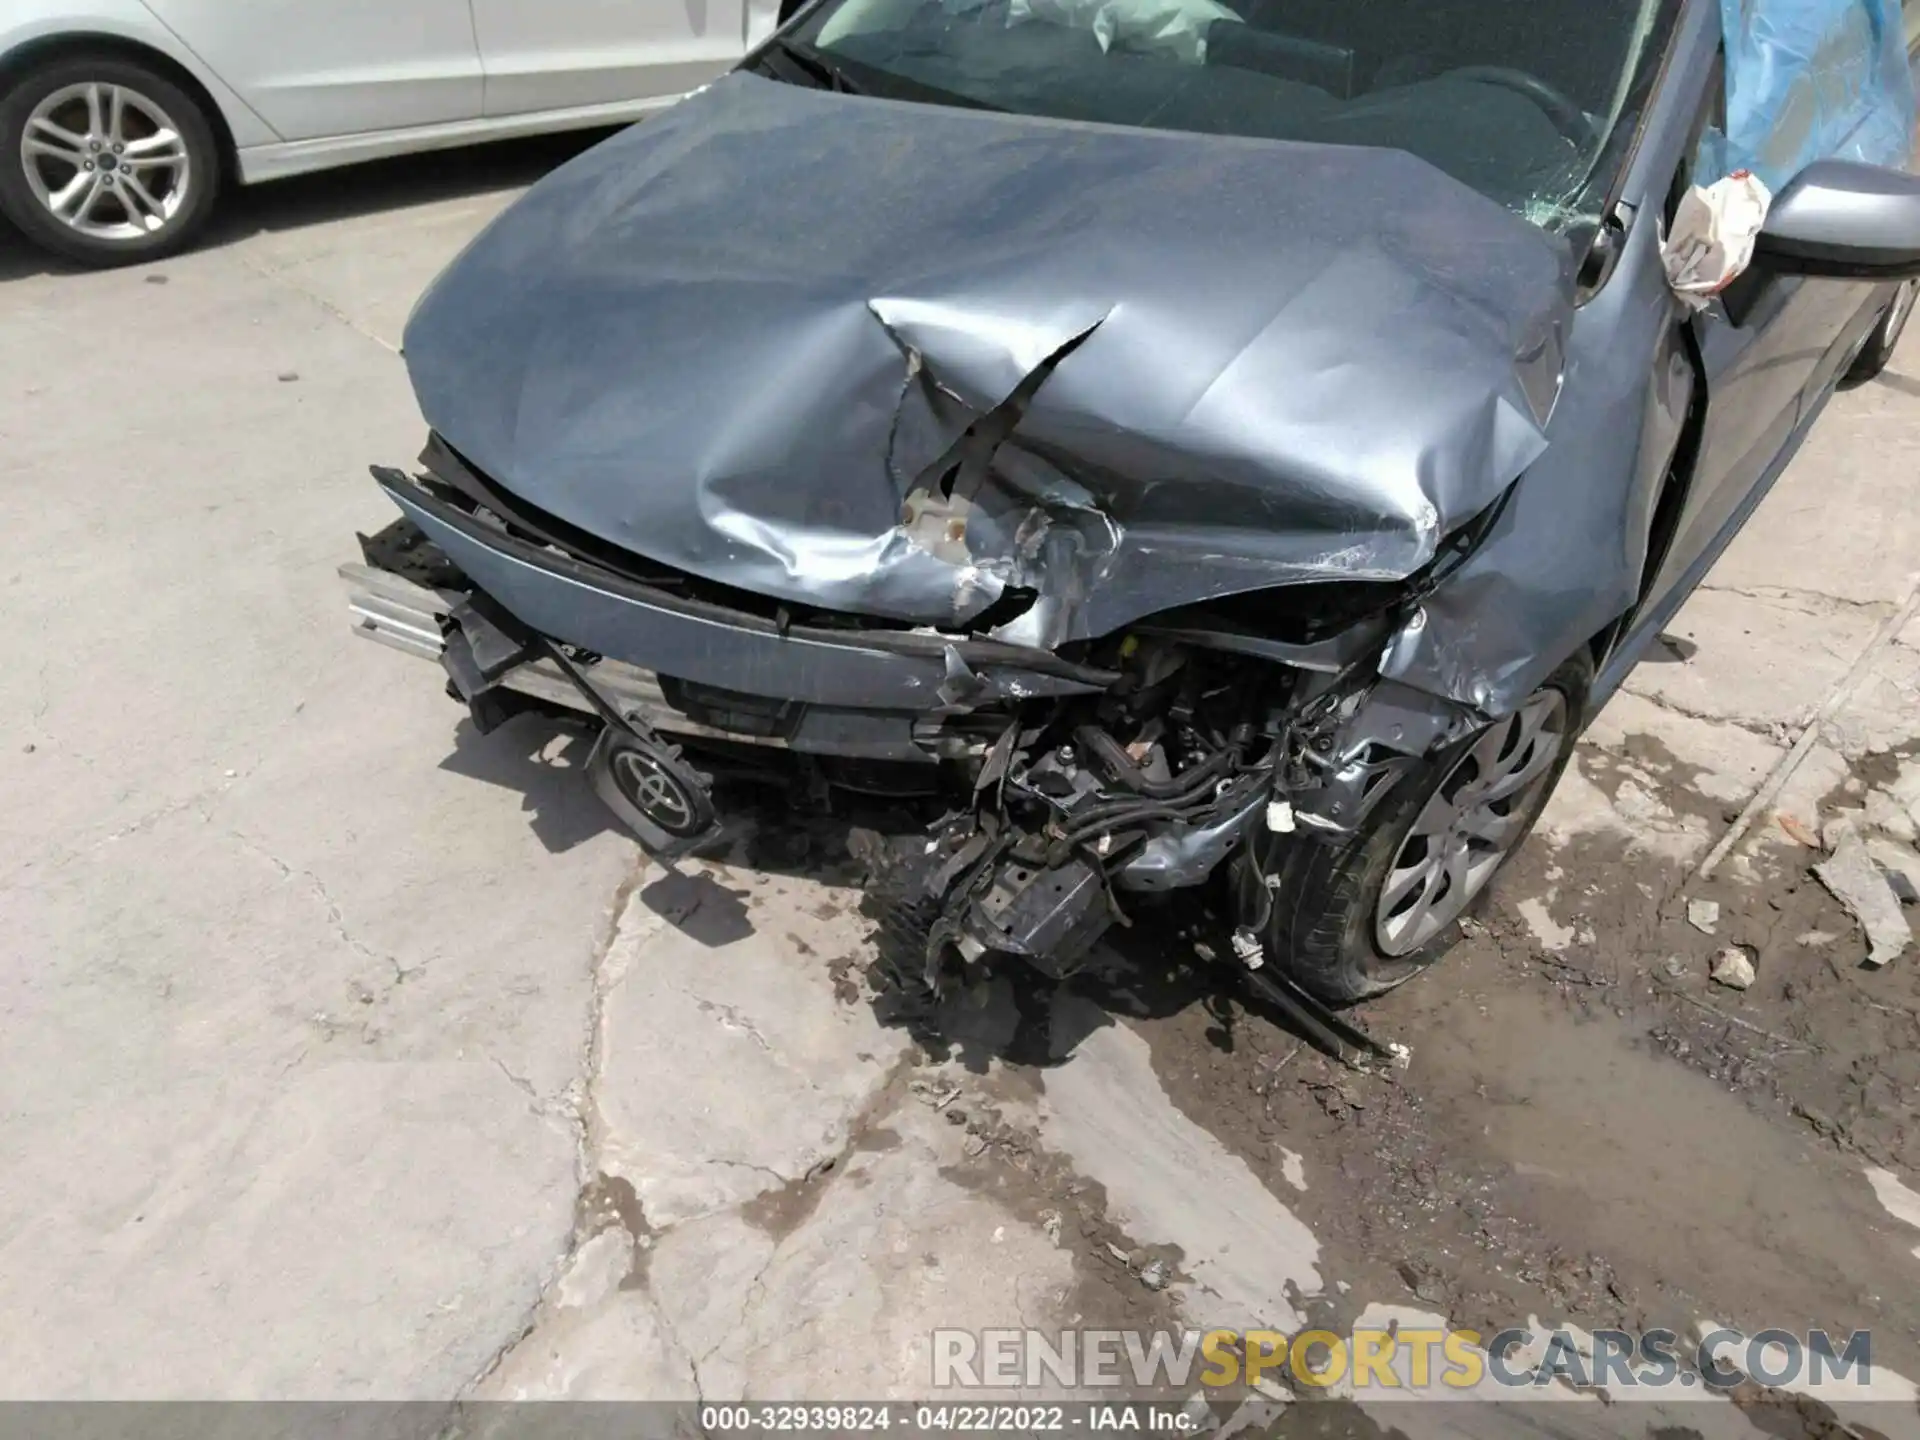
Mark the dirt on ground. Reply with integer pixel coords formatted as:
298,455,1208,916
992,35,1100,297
716,815,1198,1353
1122,738,1920,1389
712,735,1920,1421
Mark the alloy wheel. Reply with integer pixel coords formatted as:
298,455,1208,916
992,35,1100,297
1374,688,1569,956
20,81,192,243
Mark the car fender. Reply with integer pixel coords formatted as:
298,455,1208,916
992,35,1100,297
0,0,280,151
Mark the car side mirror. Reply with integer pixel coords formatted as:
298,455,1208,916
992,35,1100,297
1753,158,1920,280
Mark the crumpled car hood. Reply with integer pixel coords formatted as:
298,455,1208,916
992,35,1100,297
402,71,1572,646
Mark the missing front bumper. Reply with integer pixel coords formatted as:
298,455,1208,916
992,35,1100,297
340,549,997,767
342,558,762,749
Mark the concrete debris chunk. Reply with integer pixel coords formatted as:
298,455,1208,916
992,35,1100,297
1709,946,1756,990
1865,789,1919,844
1822,807,1866,852
1686,898,1720,935
1178,1391,1219,1433
1396,1256,1448,1304
1814,831,1914,968
908,1075,962,1109
1138,1257,1172,1291
1890,760,1920,815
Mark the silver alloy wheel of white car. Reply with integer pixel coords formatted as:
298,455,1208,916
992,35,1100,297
20,81,192,243
1374,687,1569,955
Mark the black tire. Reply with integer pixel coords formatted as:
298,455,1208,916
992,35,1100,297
1840,279,1916,388
0,52,222,268
1265,652,1592,1004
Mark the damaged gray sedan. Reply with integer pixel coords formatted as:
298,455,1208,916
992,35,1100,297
345,0,1920,1011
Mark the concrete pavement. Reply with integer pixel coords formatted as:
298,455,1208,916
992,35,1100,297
4,139,1920,1431
1,149,623,1398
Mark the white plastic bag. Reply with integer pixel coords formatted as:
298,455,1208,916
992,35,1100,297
1660,170,1773,310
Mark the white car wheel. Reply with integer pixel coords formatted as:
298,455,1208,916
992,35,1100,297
0,54,221,267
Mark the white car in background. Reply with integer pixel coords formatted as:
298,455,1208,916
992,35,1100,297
0,0,780,267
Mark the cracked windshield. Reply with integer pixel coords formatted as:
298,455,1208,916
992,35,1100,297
768,0,1675,228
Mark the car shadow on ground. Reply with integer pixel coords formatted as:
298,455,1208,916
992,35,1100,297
433,709,1352,1072
876,922,1290,1076
1874,366,1920,398
434,713,623,854
717,773,1344,1074
0,126,618,284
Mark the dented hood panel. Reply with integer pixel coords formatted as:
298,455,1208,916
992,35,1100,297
402,72,1573,644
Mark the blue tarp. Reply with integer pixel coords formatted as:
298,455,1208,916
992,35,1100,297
1712,0,1916,191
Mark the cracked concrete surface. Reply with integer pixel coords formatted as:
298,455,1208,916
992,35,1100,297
475,865,1080,1402
1,153,625,1399
589,869,913,1227
1037,997,1322,1336
1625,585,1902,731
8,136,1920,1430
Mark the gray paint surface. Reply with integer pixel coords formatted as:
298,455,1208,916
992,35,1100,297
402,73,1572,653
11,55,1920,1410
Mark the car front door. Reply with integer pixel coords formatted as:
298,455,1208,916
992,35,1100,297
470,0,759,117
143,0,483,141
1647,269,1880,605
1636,54,1888,613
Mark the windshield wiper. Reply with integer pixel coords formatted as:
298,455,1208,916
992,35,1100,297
757,36,867,94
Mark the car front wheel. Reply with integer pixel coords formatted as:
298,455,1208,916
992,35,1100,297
1263,653,1591,1004
0,53,221,267
1841,278,1917,387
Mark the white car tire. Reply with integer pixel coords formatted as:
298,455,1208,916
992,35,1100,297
0,52,222,268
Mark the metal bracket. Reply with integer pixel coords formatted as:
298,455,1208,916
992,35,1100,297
1241,967,1410,1073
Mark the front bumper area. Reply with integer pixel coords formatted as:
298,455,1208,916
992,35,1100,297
341,549,1022,768
344,559,766,750
344,461,1452,1068
345,466,1134,775
377,470,1111,715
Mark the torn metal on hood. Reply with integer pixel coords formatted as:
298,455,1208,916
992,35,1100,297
400,74,1569,656
345,13,1753,1020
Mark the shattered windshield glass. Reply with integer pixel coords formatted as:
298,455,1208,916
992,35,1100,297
771,0,1677,230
